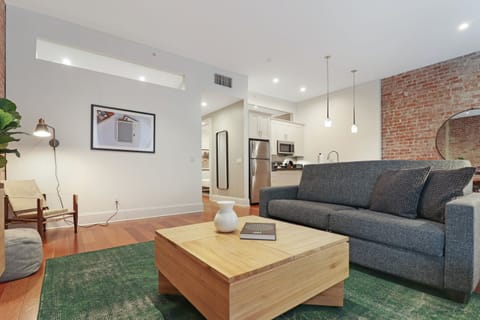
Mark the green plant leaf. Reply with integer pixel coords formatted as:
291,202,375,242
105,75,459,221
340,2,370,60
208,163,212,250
0,155,6,168
0,109,14,130
0,98,17,113
0,136,19,144
0,98,23,160
0,148,21,157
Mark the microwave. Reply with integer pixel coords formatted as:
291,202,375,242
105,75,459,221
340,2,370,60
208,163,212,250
277,140,295,155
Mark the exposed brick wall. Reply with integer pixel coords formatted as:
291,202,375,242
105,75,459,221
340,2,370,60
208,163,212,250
0,0,5,181
0,0,4,277
0,0,4,99
382,52,480,161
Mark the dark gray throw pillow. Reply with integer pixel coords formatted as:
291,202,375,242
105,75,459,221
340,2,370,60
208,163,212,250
369,167,431,219
418,167,476,223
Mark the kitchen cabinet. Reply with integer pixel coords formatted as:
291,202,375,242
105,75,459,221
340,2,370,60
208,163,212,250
271,170,303,186
249,111,271,139
271,120,304,156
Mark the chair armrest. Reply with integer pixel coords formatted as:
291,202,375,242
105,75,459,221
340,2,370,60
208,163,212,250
259,186,298,218
444,192,480,293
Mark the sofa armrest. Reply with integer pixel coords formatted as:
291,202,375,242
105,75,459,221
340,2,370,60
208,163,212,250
444,192,480,293
259,186,298,218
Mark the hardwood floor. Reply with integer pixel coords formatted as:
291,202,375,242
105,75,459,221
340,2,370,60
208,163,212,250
1,197,479,319
0,196,258,320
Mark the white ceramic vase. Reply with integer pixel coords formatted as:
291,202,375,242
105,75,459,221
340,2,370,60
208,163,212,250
214,200,238,233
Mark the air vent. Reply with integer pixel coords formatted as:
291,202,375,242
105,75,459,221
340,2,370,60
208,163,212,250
214,73,232,88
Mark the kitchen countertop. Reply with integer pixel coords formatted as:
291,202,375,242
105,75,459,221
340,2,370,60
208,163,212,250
272,167,303,171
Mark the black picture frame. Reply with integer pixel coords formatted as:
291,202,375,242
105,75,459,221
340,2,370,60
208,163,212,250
91,104,155,153
216,130,229,190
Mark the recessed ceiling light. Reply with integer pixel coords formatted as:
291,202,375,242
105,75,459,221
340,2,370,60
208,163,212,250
272,78,279,84
201,121,206,126
458,22,470,31
139,76,146,82
300,87,306,93
201,101,207,107
253,105,258,109
61,58,71,66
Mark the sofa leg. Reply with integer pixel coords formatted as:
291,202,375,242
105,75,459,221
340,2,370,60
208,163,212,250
445,290,470,303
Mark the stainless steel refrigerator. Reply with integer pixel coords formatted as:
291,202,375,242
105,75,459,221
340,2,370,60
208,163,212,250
249,139,271,204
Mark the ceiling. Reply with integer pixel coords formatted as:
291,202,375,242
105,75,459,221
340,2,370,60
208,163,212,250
6,0,480,102
201,92,241,116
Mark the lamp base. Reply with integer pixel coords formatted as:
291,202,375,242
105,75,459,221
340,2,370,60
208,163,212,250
49,139,60,148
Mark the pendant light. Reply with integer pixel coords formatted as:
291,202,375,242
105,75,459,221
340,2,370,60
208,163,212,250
351,69,358,133
324,55,332,128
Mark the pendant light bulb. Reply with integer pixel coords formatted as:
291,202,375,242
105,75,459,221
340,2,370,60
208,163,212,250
351,123,358,133
324,55,332,128
325,118,332,128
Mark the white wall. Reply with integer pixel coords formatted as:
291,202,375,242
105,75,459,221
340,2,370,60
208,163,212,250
248,92,297,117
296,80,381,163
204,101,247,204
6,6,247,224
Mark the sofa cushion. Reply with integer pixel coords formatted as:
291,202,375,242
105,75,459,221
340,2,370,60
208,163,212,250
329,209,445,257
369,167,431,219
268,199,354,230
297,160,469,208
418,167,476,223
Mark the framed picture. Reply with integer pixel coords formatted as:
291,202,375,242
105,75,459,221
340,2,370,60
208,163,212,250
91,104,155,153
201,149,209,170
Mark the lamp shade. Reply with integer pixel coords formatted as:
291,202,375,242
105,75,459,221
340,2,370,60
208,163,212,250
33,118,51,137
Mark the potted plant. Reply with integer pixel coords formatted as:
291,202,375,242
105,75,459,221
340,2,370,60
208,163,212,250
0,98,23,167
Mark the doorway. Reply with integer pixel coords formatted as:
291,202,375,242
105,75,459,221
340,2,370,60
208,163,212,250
201,119,211,194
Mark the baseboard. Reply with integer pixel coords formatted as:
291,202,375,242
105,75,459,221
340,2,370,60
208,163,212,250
47,202,204,229
209,194,250,206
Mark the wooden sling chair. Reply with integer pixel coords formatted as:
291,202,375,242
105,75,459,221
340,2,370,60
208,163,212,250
2,180,78,240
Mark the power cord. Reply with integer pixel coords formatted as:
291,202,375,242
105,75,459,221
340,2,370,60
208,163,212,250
63,200,120,228
52,146,64,208
79,200,120,228
52,144,120,228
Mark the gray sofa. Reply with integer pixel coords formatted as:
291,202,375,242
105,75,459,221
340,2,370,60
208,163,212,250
260,160,480,302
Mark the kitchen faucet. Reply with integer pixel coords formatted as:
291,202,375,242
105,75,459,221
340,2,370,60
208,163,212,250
327,150,339,162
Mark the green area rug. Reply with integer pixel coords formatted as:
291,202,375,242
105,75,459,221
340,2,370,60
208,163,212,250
39,241,479,319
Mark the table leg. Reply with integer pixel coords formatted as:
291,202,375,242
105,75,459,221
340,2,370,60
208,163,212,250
158,271,181,295
303,282,344,307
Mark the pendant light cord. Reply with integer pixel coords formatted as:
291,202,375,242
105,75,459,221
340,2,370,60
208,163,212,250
325,56,330,118
352,69,357,124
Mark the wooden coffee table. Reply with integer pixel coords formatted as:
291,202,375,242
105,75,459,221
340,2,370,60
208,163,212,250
155,216,349,320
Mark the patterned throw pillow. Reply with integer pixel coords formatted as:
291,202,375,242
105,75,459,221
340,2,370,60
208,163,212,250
369,167,431,219
418,167,476,223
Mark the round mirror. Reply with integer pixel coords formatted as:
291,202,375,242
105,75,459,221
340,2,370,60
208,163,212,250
436,108,480,167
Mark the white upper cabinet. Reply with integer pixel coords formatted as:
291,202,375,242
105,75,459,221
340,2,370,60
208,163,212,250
291,123,304,157
271,119,304,156
249,111,271,139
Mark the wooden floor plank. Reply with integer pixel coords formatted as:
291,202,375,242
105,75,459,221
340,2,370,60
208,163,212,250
0,196,257,320
1,195,479,319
